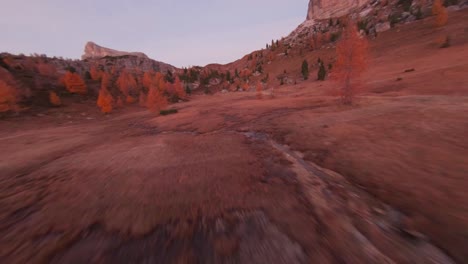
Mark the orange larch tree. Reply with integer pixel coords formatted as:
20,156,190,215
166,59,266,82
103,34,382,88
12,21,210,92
90,65,103,81
49,91,61,106
146,72,168,112
334,21,368,105
142,71,155,90
173,76,186,100
0,70,19,113
146,84,168,112
117,70,138,103
0,80,17,112
97,73,114,113
432,0,448,27
62,71,87,94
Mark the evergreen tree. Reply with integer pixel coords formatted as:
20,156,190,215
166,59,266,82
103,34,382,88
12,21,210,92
301,60,309,80
317,62,326,81
165,70,175,83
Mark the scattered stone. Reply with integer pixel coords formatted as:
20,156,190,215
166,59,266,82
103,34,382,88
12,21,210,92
375,22,391,33
404,68,416,73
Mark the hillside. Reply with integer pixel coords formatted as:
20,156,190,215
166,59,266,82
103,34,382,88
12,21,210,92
1,1,468,263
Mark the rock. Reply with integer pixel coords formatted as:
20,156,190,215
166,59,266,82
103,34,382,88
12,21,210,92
360,7,373,17
447,5,460,12
82,41,148,60
406,15,416,23
307,0,370,20
401,12,411,19
375,22,391,33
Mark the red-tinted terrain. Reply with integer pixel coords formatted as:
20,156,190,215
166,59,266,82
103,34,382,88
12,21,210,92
1,6,468,264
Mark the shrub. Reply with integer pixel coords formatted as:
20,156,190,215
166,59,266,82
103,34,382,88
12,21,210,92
389,13,401,27
49,91,61,106
160,109,178,116
398,0,412,12
330,32,341,42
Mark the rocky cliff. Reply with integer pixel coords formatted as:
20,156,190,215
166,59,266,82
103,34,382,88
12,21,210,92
80,42,176,73
82,42,149,60
307,0,370,20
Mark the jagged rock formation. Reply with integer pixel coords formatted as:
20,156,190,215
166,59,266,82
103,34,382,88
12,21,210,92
286,0,456,46
79,42,176,73
307,0,370,20
82,41,148,60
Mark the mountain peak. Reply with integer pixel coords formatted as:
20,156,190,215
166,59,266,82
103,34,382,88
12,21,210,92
82,41,149,60
307,0,369,20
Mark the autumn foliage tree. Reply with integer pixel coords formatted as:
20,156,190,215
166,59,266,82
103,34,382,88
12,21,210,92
173,76,186,100
146,72,168,112
432,0,448,27
97,73,114,113
90,65,103,81
142,71,155,90
0,80,17,112
0,70,19,112
117,70,138,103
334,21,368,105
49,91,61,106
62,71,87,94
146,85,167,112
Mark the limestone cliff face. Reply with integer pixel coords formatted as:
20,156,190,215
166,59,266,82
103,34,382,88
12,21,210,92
82,41,149,60
307,0,370,20
80,42,176,73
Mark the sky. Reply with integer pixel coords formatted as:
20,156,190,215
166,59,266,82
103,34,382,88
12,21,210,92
0,0,308,67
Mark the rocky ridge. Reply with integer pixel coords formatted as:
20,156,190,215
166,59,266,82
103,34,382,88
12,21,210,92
286,0,468,46
82,41,148,60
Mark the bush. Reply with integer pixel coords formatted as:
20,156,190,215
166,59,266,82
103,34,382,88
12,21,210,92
160,109,178,116
330,32,341,42
415,7,423,20
389,13,401,27
398,0,412,12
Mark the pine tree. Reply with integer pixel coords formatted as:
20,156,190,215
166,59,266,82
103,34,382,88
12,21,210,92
301,60,309,80
317,61,327,81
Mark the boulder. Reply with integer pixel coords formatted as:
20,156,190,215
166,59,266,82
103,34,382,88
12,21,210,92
375,22,391,33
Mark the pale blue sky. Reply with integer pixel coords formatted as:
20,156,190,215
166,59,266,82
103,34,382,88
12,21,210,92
0,0,307,67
